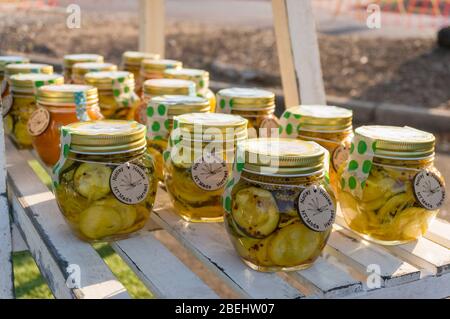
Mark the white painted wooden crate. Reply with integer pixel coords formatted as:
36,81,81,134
1,135,450,299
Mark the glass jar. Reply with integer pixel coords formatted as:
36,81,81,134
1,56,29,117
164,68,216,112
224,138,335,272
63,54,104,83
5,63,53,78
4,73,64,148
338,125,445,245
279,105,353,193
140,58,182,83
71,62,117,84
216,88,278,138
84,71,140,120
121,51,160,94
30,84,104,166
146,95,211,181
53,120,158,242
135,78,196,124
164,113,248,222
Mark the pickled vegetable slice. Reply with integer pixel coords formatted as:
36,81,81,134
96,198,137,230
232,187,280,238
79,205,122,239
74,163,112,200
377,191,415,222
268,222,321,267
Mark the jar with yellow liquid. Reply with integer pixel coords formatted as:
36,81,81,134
164,68,216,112
121,51,160,94
135,78,196,124
63,54,103,83
279,105,353,192
53,120,158,242
71,62,117,84
223,138,335,272
338,125,445,245
1,56,29,117
5,73,64,148
216,88,279,138
146,95,210,181
84,71,140,120
164,113,248,222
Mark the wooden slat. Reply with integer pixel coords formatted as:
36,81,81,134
272,0,326,107
289,256,363,298
12,223,28,252
326,228,421,288
139,0,165,56
425,218,450,249
151,191,304,299
6,139,130,299
111,233,219,299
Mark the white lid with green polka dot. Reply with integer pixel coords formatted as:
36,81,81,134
5,63,53,78
143,78,196,97
164,68,209,93
216,87,275,112
10,73,64,94
0,56,30,73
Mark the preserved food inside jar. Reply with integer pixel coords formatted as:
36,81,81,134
121,51,160,94
146,95,211,181
53,120,158,242
63,54,103,83
164,68,216,112
71,62,117,84
223,138,335,272
164,112,248,222
31,84,104,166
216,87,278,138
338,125,445,245
135,78,196,124
279,105,353,193
1,56,29,118
5,73,63,148
84,71,140,120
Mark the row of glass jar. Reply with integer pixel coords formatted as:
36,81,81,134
1,55,445,274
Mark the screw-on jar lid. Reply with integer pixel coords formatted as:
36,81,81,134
65,120,147,154
143,78,195,96
285,105,353,132
37,84,98,106
141,58,182,71
71,62,117,83
63,54,104,67
242,138,325,176
355,125,435,159
149,95,210,116
10,73,64,93
0,56,30,74
85,71,135,90
122,51,160,66
217,87,275,111
5,63,53,77
164,68,209,87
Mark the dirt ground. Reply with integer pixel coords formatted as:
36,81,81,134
1,8,449,109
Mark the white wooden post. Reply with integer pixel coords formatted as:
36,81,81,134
272,0,326,107
0,100,14,299
139,0,165,57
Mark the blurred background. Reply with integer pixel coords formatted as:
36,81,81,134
1,0,449,298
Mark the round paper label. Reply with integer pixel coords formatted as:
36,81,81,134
297,185,335,232
332,144,349,172
260,117,281,137
413,170,446,210
1,94,13,117
1,79,7,96
110,163,150,205
27,108,50,136
191,154,228,191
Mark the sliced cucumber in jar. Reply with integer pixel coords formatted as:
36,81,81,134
231,187,280,239
74,163,112,201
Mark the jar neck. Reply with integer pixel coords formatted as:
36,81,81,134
240,169,325,187
372,155,434,170
68,147,146,163
298,128,353,145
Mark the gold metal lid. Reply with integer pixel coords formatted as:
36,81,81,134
217,87,275,110
84,71,135,90
122,51,160,66
63,54,104,67
0,56,30,72
149,95,210,116
5,63,53,77
10,73,64,92
143,78,195,96
141,58,182,71
242,138,325,176
65,120,147,154
37,84,98,106
355,125,435,159
285,105,353,132
71,62,117,83
164,68,209,89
